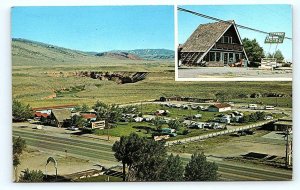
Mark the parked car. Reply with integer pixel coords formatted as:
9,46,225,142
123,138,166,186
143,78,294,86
67,126,79,131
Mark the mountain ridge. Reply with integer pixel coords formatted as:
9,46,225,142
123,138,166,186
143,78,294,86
12,38,174,61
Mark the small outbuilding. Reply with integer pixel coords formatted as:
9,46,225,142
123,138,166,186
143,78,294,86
208,103,232,112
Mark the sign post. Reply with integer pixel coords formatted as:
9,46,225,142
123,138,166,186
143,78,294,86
264,32,285,64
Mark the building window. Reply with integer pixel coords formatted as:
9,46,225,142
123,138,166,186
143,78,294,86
224,36,229,43
209,52,216,61
220,36,224,43
229,53,233,63
235,53,240,62
216,52,221,61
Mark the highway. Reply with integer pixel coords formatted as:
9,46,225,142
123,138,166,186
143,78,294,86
13,128,292,181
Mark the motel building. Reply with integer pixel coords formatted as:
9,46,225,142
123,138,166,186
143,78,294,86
178,20,248,67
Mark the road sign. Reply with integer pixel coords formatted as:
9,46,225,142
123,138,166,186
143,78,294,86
265,32,285,43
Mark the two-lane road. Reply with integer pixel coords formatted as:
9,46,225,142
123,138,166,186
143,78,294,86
13,128,292,181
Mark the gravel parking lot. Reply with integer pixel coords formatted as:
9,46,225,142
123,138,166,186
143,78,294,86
178,67,292,79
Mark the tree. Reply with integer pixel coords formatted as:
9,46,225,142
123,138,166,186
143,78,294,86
159,154,184,181
71,115,87,128
93,101,122,123
93,101,109,120
266,50,285,62
168,119,183,131
107,104,122,123
273,50,285,62
81,103,90,112
13,136,26,155
242,38,265,66
256,111,266,121
133,140,167,181
19,169,44,182
112,133,168,181
249,112,258,122
184,153,218,181
12,99,33,121
152,116,165,130
112,133,145,181
122,105,139,114
13,137,26,182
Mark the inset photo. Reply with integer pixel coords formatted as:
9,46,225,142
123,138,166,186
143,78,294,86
177,5,292,81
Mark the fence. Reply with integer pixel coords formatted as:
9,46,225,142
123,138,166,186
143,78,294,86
166,119,277,146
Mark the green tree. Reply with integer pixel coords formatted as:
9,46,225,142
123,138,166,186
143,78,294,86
107,104,122,123
266,50,284,62
93,101,109,120
249,112,258,122
93,101,121,123
12,99,33,121
112,133,145,181
13,137,26,182
122,105,139,114
242,38,265,65
159,154,184,181
152,116,165,130
240,114,250,123
184,153,218,181
71,115,87,128
168,119,183,131
81,103,90,112
13,136,26,155
19,169,44,182
256,112,266,121
273,50,285,62
133,140,167,181
13,154,20,182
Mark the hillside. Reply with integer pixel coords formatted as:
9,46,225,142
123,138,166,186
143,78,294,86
12,38,174,66
95,52,142,60
97,49,175,60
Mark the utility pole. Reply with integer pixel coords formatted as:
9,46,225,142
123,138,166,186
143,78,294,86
106,120,110,141
140,101,143,116
285,127,292,168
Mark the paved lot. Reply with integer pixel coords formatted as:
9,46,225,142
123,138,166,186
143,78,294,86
178,67,292,79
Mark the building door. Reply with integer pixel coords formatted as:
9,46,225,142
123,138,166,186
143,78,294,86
224,53,228,65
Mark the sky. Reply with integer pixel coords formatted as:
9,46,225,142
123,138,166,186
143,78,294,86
11,6,174,52
178,4,292,62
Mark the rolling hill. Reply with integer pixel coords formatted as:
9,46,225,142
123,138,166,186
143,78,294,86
12,38,174,66
96,49,174,60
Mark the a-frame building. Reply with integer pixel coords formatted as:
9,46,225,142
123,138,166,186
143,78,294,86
178,20,248,67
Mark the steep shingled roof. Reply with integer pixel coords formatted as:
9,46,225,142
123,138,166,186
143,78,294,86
181,21,234,52
51,109,71,123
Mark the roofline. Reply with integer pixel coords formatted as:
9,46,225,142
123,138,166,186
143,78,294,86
197,22,249,63
232,23,249,61
197,22,232,63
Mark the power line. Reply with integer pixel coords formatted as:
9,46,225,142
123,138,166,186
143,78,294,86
178,7,292,40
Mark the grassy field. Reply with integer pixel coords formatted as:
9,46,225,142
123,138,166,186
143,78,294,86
12,39,292,108
167,129,272,154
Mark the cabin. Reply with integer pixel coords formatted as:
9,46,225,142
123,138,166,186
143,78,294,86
179,20,248,67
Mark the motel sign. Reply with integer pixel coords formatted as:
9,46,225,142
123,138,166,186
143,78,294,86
265,32,285,44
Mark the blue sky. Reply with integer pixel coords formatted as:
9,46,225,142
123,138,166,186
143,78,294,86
178,5,292,62
11,6,174,52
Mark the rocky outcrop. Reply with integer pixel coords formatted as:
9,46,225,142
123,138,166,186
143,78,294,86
76,71,148,84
